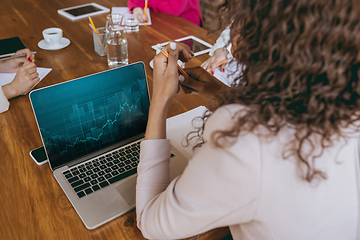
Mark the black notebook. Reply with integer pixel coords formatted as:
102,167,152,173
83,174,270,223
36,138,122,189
0,37,26,56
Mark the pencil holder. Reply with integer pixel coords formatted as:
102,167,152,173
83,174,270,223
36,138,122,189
92,27,107,56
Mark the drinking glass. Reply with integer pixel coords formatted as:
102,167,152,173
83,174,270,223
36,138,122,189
105,14,128,68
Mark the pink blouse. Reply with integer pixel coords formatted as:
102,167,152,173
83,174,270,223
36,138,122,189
127,0,202,26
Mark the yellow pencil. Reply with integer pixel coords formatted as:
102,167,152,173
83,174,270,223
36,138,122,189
88,16,99,34
144,0,148,24
207,58,230,72
161,50,188,77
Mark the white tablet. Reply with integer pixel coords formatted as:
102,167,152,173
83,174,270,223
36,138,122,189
58,3,110,20
151,35,213,56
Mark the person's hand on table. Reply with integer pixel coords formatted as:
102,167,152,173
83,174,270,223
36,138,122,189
179,66,230,100
2,61,39,99
0,48,35,73
133,7,147,23
201,48,229,74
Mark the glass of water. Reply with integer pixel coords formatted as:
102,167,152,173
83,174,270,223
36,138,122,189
125,13,139,33
105,13,128,68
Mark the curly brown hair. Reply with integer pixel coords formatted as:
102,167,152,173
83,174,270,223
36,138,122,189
192,0,360,181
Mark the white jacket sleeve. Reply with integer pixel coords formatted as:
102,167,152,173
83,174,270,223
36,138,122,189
136,105,261,239
0,87,10,113
209,26,232,57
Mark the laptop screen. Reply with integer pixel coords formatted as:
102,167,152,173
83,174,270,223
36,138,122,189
30,62,149,169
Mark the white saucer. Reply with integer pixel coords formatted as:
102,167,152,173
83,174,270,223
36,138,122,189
38,37,70,50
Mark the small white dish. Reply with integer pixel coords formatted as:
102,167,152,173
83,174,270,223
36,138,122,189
38,37,70,50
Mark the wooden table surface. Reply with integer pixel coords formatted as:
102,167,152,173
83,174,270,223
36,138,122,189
0,0,230,239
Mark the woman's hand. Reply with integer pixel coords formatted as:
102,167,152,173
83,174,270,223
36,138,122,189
133,7,147,23
0,49,35,73
200,48,229,74
180,66,230,100
145,41,193,140
2,61,39,99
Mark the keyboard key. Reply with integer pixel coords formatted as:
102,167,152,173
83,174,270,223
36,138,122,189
125,165,132,170
98,176,105,182
131,157,138,162
79,168,87,173
83,177,91,182
108,168,137,184
131,162,138,167
99,156,105,160
63,170,70,175
93,162,100,167
98,171,105,176
100,165,106,169
119,168,125,173
92,185,100,191
68,176,79,184
90,179,98,185
90,174,98,179
112,170,119,176
118,163,125,167
71,179,84,188
77,191,86,198
85,188,93,195
114,159,120,164
79,173,86,178
106,154,112,157
99,181,109,188
74,183,91,192
86,165,94,170
111,165,119,170
86,170,93,175
105,173,112,179
125,160,131,165
105,168,112,173
125,154,132,159
93,167,100,172
64,173,73,179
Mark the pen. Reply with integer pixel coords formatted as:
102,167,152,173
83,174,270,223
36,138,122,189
0,51,39,61
207,58,230,72
89,16,100,34
144,0,148,24
161,50,189,77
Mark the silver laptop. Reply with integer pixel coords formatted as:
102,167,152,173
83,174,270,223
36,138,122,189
29,62,188,229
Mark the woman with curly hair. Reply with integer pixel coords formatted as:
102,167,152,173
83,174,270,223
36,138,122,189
136,0,360,239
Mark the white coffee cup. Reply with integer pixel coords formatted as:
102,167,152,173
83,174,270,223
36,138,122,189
42,28,63,47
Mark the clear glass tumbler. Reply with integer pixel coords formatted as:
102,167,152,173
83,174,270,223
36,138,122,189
105,14,129,68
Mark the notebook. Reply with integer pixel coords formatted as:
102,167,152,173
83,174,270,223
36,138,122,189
0,37,26,56
29,62,189,229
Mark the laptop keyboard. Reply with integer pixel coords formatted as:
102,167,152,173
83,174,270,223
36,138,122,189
62,141,140,198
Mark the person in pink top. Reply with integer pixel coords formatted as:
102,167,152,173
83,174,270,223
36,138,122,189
127,0,202,26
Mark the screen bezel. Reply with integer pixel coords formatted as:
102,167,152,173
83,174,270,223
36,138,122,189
57,3,110,21
151,35,213,56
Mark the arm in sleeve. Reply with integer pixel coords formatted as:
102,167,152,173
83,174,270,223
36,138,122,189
209,26,232,56
136,106,262,239
128,0,145,11
0,87,9,113
149,0,189,16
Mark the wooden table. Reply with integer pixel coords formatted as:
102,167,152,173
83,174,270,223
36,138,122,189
0,0,230,239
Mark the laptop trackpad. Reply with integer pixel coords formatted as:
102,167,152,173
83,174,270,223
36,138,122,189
115,176,137,206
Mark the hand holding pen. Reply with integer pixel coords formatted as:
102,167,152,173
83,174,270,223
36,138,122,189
201,48,230,74
0,49,37,73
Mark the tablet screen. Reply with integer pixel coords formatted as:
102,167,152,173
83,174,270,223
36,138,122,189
64,5,102,17
178,38,210,53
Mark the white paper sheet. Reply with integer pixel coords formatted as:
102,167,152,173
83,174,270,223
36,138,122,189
112,7,152,25
0,67,52,94
166,106,209,159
